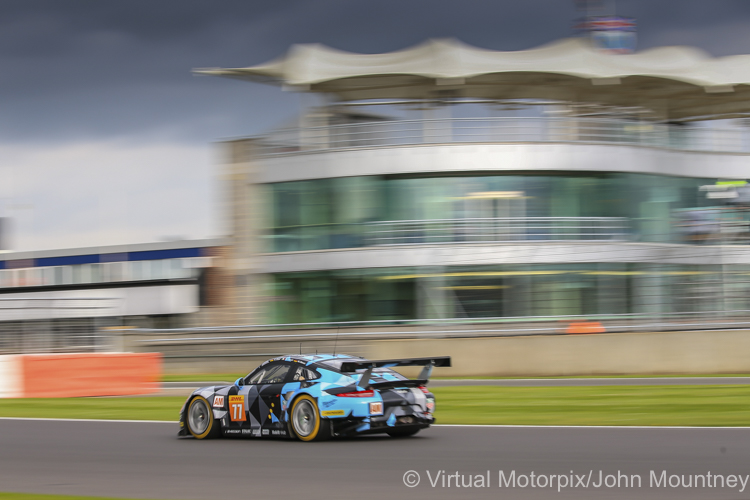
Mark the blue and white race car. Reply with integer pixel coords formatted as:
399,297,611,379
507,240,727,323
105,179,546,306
179,354,451,441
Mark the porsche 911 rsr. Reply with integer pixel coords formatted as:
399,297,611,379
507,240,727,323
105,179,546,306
178,354,450,441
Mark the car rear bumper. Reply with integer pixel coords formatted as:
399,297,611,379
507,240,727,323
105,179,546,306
332,411,434,436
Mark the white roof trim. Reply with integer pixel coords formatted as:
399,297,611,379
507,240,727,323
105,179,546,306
195,37,750,89
196,38,750,119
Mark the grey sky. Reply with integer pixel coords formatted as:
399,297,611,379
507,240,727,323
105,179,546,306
1,0,749,251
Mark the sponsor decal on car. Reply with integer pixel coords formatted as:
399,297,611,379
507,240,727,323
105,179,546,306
426,397,435,411
271,430,287,436
213,395,225,408
262,429,270,435
228,395,246,422
369,402,383,415
241,429,253,435
321,409,346,417
225,429,241,434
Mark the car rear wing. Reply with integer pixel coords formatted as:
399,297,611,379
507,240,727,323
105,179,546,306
339,356,451,388
339,356,451,373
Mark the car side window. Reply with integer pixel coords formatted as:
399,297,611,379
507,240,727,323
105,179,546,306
262,364,291,384
292,365,319,381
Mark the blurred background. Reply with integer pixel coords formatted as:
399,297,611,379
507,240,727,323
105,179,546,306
3,0,750,377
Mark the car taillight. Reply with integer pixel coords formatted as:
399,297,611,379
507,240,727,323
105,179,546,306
418,386,430,394
334,390,375,397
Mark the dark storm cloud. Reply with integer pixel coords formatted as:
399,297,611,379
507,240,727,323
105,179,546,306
2,0,750,144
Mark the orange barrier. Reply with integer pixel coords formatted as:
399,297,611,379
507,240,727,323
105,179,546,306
565,321,606,335
21,353,162,398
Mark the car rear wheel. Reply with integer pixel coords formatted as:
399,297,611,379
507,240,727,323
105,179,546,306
290,395,330,442
187,396,220,439
387,428,420,438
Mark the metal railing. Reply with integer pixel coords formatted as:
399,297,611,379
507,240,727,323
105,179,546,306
131,310,750,359
271,216,631,251
257,117,750,156
365,217,630,245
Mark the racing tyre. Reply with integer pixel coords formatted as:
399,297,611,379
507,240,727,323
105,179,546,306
186,396,220,439
290,394,331,442
387,428,420,438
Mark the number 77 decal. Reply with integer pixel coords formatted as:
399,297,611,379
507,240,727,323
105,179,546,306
228,395,246,422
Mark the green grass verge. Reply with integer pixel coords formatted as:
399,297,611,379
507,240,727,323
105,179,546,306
1,386,749,426
0,397,184,421
0,494,160,500
433,386,750,426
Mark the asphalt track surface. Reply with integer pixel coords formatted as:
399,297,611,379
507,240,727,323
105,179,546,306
1,419,748,500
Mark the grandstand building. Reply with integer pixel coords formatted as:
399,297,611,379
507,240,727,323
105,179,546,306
0,239,225,352
204,38,750,328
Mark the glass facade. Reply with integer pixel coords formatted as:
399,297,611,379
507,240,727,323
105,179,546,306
269,264,750,324
263,172,750,324
267,172,743,252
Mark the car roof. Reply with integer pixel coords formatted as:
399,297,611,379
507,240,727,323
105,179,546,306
262,353,364,370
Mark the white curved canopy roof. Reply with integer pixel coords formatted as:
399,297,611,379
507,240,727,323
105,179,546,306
196,38,750,120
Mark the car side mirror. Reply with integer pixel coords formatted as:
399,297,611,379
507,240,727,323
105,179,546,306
235,377,244,387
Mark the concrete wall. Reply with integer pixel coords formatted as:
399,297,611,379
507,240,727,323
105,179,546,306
223,138,273,325
256,143,750,184
260,242,750,273
365,330,750,377
148,329,750,377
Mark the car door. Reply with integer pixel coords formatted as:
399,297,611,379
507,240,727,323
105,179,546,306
246,361,294,436
223,364,267,436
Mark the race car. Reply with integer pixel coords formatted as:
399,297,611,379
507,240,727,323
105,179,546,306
179,353,451,441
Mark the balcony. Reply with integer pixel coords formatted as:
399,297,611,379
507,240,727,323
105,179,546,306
364,217,630,246
257,116,750,156
271,216,631,252
269,210,750,254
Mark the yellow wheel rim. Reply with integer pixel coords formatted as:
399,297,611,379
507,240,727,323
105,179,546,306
187,396,214,439
291,395,320,441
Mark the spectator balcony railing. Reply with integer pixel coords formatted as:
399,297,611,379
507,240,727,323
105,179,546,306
270,216,630,252
364,217,630,246
256,116,750,156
